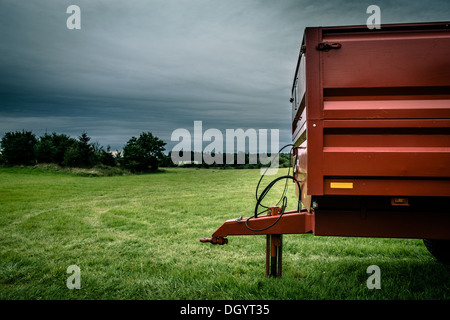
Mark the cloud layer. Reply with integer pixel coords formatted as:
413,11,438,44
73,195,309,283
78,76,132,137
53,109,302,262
1,0,449,151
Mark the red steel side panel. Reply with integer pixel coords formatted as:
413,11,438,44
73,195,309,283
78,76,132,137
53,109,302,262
322,31,450,89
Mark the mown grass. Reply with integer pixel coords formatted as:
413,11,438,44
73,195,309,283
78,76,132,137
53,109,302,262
0,166,449,300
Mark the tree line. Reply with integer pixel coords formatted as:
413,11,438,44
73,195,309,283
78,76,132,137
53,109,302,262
0,130,166,173
168,151,293,169
0,130,292,173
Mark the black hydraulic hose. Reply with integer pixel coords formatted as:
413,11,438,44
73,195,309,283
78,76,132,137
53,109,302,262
256,143,295,209
245,143,302,232
246,175,302,232
254,174,301,217
246,196,287,232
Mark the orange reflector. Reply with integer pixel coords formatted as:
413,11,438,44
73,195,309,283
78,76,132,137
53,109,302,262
391,197,409,206
330,182,353,189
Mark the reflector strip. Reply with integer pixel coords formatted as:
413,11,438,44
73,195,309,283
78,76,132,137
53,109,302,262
330,182,353,189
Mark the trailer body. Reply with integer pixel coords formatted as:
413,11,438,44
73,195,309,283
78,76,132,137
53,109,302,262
292,22,450,240
202,22,450,276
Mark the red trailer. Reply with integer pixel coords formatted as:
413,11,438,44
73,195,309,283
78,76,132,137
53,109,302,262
201,22,450,276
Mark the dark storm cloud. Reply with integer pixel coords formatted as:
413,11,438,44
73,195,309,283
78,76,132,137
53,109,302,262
1,0,449,151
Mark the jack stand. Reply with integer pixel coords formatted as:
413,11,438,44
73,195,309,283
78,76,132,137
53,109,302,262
266,234,282,277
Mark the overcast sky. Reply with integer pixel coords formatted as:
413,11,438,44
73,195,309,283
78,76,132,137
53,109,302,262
1,0,449,153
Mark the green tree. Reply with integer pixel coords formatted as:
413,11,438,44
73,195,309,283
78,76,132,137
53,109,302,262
51,133,77,165
35,133,77,165
34,133,55,163
35,133,76,165
122,132,166,172
62,132,97,168
0,130,37,165
97,145,117,167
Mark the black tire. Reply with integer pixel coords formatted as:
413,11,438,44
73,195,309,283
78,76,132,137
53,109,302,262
423,239,450,263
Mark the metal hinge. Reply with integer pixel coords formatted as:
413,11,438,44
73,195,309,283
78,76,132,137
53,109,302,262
316,42,342,51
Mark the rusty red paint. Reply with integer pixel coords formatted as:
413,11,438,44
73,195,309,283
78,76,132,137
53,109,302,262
292,22,450,201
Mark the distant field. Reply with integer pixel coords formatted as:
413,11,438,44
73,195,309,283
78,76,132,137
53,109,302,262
0,166,449,300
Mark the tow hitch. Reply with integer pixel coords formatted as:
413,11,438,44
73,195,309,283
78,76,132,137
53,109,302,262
200,206,314,277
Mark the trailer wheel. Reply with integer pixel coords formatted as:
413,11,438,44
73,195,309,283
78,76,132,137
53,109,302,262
423,239,450,263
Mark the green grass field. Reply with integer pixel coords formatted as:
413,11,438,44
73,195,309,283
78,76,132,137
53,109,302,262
0,166,449,300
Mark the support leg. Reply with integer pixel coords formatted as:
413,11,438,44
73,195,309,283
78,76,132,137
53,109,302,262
266,234,282,277
278,235,283,277
265,235,270,277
